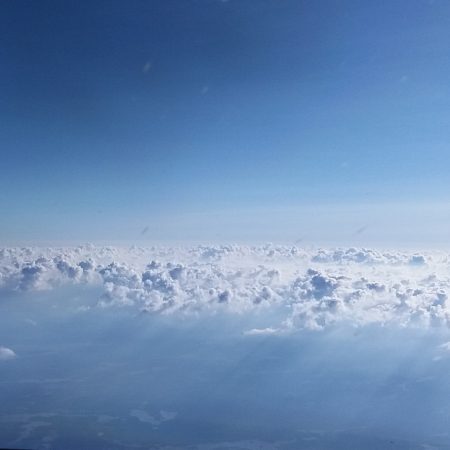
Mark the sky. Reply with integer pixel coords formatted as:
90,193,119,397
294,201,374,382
2,4,450,444
1,0,450,245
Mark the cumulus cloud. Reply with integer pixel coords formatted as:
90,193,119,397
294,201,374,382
1,245,449,331
0,346,16,361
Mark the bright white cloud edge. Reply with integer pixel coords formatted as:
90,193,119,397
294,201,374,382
0,346,16,361
1,245,449,332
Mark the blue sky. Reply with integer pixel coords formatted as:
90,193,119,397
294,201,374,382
2,0,450,245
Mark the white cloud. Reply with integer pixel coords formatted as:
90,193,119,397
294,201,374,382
244,327,280,336
130,409,159,426
1,245,449,331
130,409,177,428
0,346,16,361
439,342,450,351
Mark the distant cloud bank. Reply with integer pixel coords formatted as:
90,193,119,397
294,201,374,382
1,245,449,331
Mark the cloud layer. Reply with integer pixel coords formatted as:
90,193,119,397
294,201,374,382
1,245,450,331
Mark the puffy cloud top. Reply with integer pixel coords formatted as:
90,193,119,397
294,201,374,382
1,245,449,331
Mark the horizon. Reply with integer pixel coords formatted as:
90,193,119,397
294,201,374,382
2,1,450,449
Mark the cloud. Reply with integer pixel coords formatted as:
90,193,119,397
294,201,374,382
0,346,16,361
0,245,448,331
439,341,450,352
244,327,280,336
130,409,177,428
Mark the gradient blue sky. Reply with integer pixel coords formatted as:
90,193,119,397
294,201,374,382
1,0,450,245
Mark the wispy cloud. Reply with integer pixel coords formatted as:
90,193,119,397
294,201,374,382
0,346,16,361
